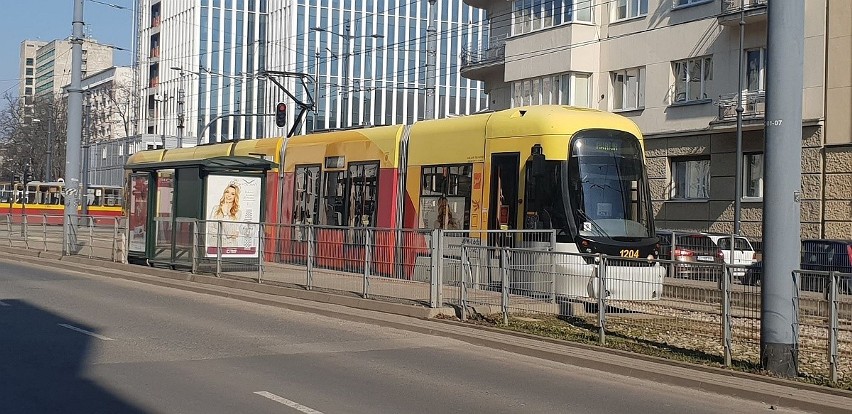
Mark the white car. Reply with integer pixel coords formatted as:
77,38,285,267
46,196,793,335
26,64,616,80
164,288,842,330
704,234,757,277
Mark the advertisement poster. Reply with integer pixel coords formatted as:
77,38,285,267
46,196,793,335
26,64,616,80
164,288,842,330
205,175,261,258
128,175,148,252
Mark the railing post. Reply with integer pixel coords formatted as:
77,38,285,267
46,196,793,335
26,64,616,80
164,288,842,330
597,253,606,346
722,263,732,367
828,271,839,384
436,229,444,307
460,243,469,321
22,214,28,249
42,214,48,252
429,229,439,308
362,228,372,299
306,224,314,290
111,217,119,262
216,221,222,277
257,223,264,283
191,220,198,274
549,230,557,304
501,247,509,326
90,217,96,258
6,214,12,247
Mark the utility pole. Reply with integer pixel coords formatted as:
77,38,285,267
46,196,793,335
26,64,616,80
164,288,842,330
761,0,804,378
342,20,351,128
734,9,744,236
64,0,85,254
81,92,91,216
177,88,185,147
45,111,53,181
424,0,437,120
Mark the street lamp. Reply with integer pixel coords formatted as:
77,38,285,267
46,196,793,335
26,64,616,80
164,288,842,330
311,20,383,128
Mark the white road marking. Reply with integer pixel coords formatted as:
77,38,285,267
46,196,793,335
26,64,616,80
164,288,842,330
0,300,10,306
58,323,114,341
254,391,324,414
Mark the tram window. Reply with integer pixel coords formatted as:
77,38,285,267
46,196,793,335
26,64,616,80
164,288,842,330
419,164,472,230
321,171,346,226
523,161,571,242
347,163,379,228
104,188,122,206
293,165,321,225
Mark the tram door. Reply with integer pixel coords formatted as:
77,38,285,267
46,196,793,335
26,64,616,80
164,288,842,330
488,153,519,247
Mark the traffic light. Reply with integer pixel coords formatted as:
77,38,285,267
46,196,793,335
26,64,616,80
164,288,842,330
275,102,287,128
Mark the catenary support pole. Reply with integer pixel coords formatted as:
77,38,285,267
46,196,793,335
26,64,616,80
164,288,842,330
63,0,85,254
734,9,744,235
761,0,804,378
424,0,437,120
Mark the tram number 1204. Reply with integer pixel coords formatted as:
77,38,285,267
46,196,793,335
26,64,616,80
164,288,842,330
619,249,640,258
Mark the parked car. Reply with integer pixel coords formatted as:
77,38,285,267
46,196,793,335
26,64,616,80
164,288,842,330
703,233,758,278
657,230,725,281
742,239,852,294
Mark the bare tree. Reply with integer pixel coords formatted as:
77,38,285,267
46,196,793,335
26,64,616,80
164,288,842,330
0,94,68,182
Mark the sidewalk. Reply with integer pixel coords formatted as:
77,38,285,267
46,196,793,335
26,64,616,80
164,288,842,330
2,246,851,413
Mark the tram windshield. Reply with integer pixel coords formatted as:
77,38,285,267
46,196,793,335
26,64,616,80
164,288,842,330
566,131,653,239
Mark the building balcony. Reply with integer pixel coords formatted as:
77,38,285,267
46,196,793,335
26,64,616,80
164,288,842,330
462,0,492,9
718,0,767,26
460,36,506,81
717,91,765,121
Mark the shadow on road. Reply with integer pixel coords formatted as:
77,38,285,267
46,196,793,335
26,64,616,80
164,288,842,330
0,299,146,413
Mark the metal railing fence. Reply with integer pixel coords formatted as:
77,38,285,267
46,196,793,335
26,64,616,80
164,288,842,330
1,213,848,385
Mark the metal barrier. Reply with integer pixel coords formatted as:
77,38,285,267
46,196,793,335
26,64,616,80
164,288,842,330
1,213,849,385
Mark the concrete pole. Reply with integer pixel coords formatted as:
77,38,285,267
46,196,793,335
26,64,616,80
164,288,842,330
734,10,744,235
64,0,85,253
761,0,804,378
45,112,53,181
424,0,437,120
342,20,351,128
81,92,91,216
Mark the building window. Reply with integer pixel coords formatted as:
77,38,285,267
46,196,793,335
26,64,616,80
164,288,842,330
419,164,472,230
671,157,710,200
745,48,766,92
512,0,593,36
673,0,710,7
26,58,34,66
512,72,591,108
347,163,379,228
26,68,33,76
744,153,763,198
614,0,648,21
612,67,645,111
293,165,321,226
672,56,712,103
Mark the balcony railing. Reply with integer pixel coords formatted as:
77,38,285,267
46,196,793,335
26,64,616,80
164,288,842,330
722,0,767,15
461,34,507,68
717,90,765,121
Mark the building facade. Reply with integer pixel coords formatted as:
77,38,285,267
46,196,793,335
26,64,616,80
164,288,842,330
136,0,269,144
461,0,852,240
33,38,114,98
264,0,488,134
136,0,488,144
70,67,137,143
19,40,47,105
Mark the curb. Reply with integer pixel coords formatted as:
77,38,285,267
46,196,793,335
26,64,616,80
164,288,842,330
3,247,851,413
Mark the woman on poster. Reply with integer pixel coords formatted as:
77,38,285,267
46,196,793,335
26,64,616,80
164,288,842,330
209,182,243,247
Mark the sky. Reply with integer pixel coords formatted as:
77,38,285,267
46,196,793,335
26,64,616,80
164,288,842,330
0,0,135,98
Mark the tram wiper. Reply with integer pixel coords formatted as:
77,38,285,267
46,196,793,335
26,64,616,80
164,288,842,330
576,209,611,239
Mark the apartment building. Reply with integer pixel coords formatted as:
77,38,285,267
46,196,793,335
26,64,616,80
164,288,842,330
264,0,488,133
33,38,114,98
19,40,47,105
461,0,852,240
76,67,135,143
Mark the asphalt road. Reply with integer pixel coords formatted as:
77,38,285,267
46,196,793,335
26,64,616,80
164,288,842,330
0,259,809,414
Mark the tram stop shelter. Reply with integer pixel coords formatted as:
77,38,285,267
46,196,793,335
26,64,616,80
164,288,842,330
124,156,276,269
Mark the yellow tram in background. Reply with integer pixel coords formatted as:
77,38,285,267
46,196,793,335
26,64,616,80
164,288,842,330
126,105,665,299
